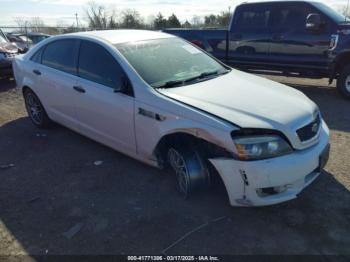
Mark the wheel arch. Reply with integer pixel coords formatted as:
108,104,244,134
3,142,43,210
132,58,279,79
333,51,350,78
22,85,32,95
153,130,233,168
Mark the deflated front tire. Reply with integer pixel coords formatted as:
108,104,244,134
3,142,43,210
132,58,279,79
167,145,211,199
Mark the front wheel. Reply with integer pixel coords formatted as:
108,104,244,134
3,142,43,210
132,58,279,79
23,89,52,128
337,64,350,99
167,145,210,199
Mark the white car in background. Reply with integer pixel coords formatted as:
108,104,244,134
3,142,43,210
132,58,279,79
13,30,330,206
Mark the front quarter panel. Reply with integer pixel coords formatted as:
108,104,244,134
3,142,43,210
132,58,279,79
134,93,237,164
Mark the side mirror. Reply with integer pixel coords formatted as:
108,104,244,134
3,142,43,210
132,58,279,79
306,13,322,31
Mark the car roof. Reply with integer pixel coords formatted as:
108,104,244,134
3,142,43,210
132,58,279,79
239,0,316,5
66,29,175,44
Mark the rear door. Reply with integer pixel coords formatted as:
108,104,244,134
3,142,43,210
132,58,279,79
268,2,333,70
74,40,136,155
34,39,80,129
228,4,273,66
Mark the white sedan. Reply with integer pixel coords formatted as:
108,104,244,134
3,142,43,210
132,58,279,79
13,30,330,206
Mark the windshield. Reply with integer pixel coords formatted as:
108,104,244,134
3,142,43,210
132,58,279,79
0,35,7,44
30,35,48,44
115,38,229,88
312,2,348,23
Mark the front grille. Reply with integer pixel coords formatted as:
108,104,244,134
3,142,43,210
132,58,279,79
297,114,321,142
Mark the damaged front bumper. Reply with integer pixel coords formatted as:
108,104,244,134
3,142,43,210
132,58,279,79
209,121,330,207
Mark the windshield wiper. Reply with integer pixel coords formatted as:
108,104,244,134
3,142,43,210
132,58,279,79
154,79,185,88
154,69,230,89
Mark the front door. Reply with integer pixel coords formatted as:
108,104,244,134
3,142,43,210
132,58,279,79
74,40,136,155
268,2,333,70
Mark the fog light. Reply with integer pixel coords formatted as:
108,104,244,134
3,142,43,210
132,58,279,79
274,185,288,193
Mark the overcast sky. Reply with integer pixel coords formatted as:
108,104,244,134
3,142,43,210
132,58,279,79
0,0,349,26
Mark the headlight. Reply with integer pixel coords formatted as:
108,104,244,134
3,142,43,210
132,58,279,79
232,135,293,160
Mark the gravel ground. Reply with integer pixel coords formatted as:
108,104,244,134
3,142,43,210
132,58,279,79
0,75,349,256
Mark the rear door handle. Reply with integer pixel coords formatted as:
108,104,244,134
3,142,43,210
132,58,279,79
73,86,86,93
33,69,41,76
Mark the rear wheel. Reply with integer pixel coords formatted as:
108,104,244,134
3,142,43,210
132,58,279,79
337,64,350,99
23,89,52,128
167,145,210,199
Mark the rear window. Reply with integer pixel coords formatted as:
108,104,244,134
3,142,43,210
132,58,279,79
42,39,79,75
234,5,271,30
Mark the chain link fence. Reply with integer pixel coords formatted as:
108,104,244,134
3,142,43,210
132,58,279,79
0,26,91,35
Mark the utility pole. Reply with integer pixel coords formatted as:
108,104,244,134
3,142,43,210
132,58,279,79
75,13,79,30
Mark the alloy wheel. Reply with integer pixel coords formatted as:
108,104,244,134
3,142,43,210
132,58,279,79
25,92,43,125
168,148,190,198
345,74,350,93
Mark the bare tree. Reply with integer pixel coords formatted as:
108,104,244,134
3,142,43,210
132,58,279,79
204,11,230,28
13,16,56,34
216,11,231,28
191,15,203,28
109,9,119,29
30,17,45,32
120,9,143,29
338,4,350,19
85,1,109,29
13,17,27,33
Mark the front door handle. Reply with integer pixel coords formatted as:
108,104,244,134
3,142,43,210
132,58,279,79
33,69,41,76
73,86,86,93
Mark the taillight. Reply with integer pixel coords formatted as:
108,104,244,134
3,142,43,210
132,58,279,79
329,34,339,50
191,40,204,49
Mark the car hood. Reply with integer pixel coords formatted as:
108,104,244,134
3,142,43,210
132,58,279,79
0,42,18,53
158,70,319,148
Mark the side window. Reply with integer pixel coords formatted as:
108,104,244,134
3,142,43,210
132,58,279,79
272,5,308,31
78,41,125,89
30,47,44,64
271,4,330,33
42,39,79,75
234,5,271,32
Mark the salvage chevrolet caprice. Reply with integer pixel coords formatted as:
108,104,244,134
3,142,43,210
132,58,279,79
13,30,330,206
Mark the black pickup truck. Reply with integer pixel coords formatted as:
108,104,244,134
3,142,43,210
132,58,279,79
164,1,350,99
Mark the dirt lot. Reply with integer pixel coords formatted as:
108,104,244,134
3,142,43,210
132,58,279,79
0,75,349,256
